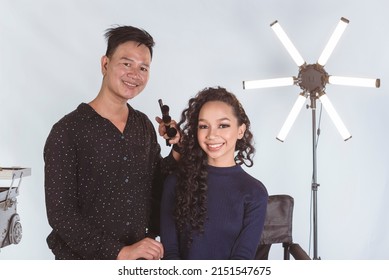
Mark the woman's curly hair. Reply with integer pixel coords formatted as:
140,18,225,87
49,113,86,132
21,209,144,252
174,86,255,244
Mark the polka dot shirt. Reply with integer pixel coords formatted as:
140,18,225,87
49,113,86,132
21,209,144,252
44,103,176,259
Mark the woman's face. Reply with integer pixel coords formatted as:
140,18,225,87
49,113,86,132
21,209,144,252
197,101,246,167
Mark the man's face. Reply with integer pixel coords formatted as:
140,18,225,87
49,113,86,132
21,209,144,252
101,41,151,101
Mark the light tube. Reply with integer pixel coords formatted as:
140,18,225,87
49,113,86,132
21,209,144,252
319,94,352,141
271,21,305,67
243,77,295,90
317,17,349,66
276,94,307,142
328,76,380,88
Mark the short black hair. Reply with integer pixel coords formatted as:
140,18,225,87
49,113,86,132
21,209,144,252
104,25,155,59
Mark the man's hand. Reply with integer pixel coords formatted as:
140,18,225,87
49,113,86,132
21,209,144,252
117,237,164,260
155,116,180,145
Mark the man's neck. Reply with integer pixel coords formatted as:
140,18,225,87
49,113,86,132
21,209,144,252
89,92,129,133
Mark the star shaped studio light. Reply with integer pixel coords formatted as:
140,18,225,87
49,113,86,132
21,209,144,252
243,17,380,142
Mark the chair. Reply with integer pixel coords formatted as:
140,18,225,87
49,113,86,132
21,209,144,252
255,194,311,260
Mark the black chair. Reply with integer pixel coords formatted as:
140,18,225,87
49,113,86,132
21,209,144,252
255,194,311,260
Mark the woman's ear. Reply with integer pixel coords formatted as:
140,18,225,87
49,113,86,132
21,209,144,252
238,123,246,140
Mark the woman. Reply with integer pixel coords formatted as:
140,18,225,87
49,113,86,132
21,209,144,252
160,86,268,260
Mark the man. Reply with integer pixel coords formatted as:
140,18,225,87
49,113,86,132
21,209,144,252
44,26,179,260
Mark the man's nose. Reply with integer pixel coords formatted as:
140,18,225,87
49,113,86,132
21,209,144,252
127,66,141,78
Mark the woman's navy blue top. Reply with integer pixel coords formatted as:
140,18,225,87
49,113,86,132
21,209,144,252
160,164,268,260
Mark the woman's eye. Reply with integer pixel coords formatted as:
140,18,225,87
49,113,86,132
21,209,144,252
219,124,230,128
198,125,208,129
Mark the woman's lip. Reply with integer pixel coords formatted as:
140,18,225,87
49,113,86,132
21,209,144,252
207,143,223,150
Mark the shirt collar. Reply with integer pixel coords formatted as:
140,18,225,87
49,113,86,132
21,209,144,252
76,102,134,119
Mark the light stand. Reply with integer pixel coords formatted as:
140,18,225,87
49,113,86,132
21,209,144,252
243,17,380,260
309,94,319,260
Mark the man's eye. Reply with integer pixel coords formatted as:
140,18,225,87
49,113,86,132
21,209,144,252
219,124,230,128
123,63,131,67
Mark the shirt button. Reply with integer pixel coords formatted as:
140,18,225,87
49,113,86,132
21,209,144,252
123,156,127,160
121,136,125,139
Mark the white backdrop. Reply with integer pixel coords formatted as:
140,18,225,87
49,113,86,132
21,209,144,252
0,0,388,260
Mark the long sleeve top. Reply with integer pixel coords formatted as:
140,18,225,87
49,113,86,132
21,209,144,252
44,103,176,259
160,164,268,260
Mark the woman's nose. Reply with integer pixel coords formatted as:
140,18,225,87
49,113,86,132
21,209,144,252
206,128,217,139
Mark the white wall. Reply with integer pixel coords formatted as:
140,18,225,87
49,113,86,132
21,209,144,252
0,0,388,260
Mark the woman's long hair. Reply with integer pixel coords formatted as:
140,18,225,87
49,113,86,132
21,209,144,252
174,86,255,243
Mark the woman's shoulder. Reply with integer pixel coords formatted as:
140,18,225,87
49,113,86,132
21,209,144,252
238,169,268,198
165,173,178,184
163,173,178,193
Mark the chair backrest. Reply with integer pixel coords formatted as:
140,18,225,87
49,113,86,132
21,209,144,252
256,194,310,260
260,194,294,245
